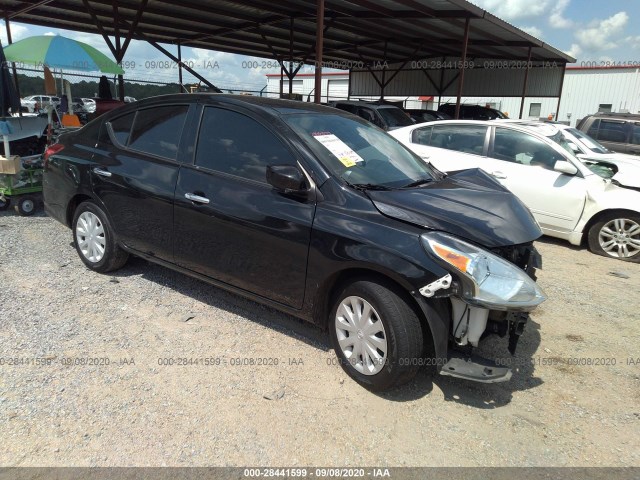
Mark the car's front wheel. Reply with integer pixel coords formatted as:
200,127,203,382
72,201,129,273
329,280,424,391
588,213,640,263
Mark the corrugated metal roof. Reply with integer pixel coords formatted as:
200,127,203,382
2,0,575,66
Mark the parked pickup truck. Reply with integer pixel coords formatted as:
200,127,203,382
43,94,546,391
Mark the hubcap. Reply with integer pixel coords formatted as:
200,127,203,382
76,211,106,263
599,218,640,258
335,296,387,376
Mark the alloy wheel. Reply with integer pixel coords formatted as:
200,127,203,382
598,218,640,258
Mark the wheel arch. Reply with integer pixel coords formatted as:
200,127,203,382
581,208,640,246
312,267,446,358
65,193,97,227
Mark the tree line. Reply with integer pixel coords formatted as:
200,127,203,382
14,73,182,99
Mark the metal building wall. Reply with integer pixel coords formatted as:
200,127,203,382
349,60,565,97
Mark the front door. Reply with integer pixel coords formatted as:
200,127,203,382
173,105,316,308
487,126,587,233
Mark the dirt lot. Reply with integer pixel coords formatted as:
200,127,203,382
1,208,639,467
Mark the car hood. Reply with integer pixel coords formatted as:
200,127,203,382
367,168,543,248
581,154,640,189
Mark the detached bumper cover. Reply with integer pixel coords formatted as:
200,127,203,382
440,352,512,383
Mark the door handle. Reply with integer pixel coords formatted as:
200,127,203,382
185,192,210,205
92,167,112,178
491,171,507,179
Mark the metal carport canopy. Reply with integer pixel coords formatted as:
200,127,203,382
1,0,575,112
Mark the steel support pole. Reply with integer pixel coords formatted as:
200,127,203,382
177,41,183,92
314,0,325,104
454,18,470,119
113,1,125,101
289,17,294,96
4,16,21,116
518,47,532,119
555,64,567,121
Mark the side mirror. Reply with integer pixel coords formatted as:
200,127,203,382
568,142,580,154
554,161,578,176
266,165,307,193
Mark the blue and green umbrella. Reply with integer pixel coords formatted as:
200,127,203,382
3,35,124,74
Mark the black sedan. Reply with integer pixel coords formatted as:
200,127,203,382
43,94,545,391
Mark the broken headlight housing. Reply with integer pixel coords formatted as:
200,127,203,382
421,232,546,311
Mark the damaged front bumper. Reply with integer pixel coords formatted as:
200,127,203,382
419,243,543,384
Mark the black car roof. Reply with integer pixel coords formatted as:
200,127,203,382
125,93,336,116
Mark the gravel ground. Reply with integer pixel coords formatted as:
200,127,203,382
1,208,639,467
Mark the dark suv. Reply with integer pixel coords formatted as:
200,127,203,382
576,113,640,156
330,101,414,131
438,103,508,120
43,94,545,391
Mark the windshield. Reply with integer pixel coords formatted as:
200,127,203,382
546,130,613,178
376,107,414,129
284,113,438,189
566,128,610,154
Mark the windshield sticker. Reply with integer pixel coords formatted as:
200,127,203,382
312,133,365,168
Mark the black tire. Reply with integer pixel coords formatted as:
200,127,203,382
15,196,37,216
329,280,424,391
588,212,640,263
0,197,10,211
72,201,129,273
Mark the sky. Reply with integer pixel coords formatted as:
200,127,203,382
2,0,640,92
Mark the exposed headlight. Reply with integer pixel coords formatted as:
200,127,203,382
421,232,546,311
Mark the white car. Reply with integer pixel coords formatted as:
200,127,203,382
390,120,640,262
498,120,640,190
20,95,61,113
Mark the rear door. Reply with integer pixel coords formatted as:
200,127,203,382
629,122,640,156
91,104,192,260
410,123,489,171
173,104,316,308
487,126,587,233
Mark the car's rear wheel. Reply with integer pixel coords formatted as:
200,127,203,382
329,280,423,391
588,213,640,263
0,197,10,211
72,201,129,272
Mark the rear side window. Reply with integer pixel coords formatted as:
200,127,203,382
109,112,135,146
586,118,600,138
129,105,189,160
430,124,487,154
195,107,295,183
412,126,433,145
595,120,628,143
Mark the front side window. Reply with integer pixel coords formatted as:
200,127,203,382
492,127,565,170
284,113,437,189
430,124,487,155
195,107,295,183
128,105,189,160
595,120,627,143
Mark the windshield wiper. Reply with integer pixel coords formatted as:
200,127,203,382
348,182,393,191
402,178,433,189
